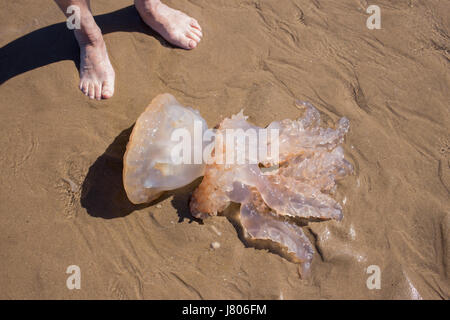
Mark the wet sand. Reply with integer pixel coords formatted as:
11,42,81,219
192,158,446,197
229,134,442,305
0,0,449,299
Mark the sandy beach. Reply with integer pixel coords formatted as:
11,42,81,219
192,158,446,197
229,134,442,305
0,0,449,299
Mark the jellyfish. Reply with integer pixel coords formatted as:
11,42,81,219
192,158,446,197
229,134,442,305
123,94,353,276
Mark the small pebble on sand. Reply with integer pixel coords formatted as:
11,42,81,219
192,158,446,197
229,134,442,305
210,242,220,249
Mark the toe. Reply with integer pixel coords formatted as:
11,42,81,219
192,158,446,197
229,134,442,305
102,80,114,99
190,19,202,31
188,39,197,49
179,35,197,49
81,81,89,95
94,83,102,100
88,83,95,99
186,31,201,44
190,27,203,39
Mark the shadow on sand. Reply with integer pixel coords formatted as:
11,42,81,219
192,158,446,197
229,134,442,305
80,125,202,223
0,5,169,85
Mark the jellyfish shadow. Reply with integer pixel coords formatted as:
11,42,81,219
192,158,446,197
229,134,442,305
80,125,148,219
0,5,171,85
81,125,202,223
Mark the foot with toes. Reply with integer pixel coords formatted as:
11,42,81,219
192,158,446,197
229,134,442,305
135,0,203,49
77,35,115,100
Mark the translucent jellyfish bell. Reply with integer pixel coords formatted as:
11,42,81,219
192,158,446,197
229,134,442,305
123,93,207,204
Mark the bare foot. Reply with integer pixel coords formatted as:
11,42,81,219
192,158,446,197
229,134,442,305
135,0,203,49
76,32,115,100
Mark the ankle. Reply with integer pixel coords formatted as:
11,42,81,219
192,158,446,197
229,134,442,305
75,26,104,47
135,0,162,15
